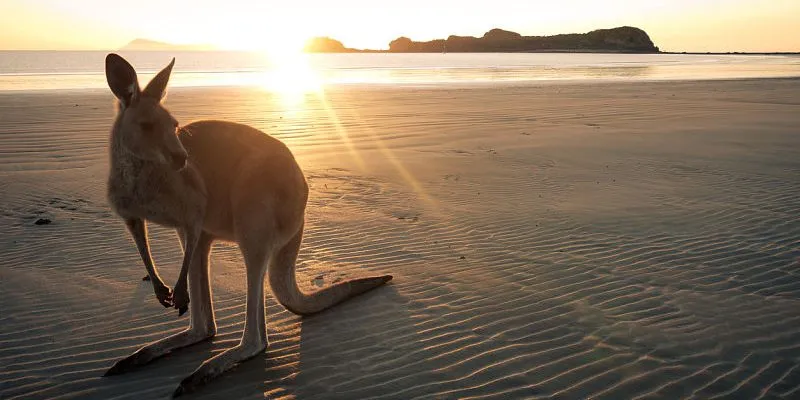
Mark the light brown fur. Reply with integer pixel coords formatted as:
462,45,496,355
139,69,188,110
101,54,392,397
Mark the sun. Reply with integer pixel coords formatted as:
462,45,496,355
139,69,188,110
259,38,323,108
213,31,323,107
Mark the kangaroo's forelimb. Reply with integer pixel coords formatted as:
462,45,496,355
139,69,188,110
126,218,173,307
105,232,216,376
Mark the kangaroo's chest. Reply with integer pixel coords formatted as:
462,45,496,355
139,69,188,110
107,166,188,227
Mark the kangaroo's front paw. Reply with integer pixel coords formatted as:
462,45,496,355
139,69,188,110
172,283,189,316
153,283,173,308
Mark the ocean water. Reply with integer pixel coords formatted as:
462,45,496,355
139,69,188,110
0,51,799,91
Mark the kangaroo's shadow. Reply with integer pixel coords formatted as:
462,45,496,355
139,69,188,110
188,283,410,399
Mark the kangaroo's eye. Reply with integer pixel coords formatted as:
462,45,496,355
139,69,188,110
140,122,155,132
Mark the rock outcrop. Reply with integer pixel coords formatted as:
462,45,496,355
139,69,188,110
386,26,658,53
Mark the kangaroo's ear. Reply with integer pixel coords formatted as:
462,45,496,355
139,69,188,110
105,53,140,108
142,57,175,101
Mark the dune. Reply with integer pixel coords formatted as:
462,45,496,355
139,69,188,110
1,78,799,399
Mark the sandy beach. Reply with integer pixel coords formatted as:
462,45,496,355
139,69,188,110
1,78,799,399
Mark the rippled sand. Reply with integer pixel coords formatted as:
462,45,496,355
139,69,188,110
1,79,799,399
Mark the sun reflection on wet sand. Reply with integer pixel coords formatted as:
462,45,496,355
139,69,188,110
329,102,441,213
313,93,366,170
259,51,365,168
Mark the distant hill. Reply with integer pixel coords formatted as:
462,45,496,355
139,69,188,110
303,37,382,53
304,26,660,53
304,37,351,53
120,39,215,51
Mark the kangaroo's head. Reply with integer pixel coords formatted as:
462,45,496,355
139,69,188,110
105,53,188,170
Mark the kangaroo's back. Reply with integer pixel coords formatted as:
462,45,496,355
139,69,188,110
180,120,295,162
177,120,308,242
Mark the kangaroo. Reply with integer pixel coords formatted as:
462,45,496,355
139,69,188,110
101,53,392,397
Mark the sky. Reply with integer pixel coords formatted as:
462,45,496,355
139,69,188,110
1,0,799,53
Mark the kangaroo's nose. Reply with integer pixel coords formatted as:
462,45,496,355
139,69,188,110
170,152,187,171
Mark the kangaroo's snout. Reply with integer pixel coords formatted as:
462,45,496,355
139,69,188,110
170,151,187,171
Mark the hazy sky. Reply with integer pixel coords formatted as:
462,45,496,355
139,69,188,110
2,0,799,52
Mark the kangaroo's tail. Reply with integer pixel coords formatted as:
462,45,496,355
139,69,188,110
268,229,392,316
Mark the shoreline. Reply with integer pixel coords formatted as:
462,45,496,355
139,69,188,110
3,52,798,92
1,75,799,95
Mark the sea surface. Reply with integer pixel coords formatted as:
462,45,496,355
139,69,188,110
1,51,799,91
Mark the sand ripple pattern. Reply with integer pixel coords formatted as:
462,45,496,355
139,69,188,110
1,80,799,399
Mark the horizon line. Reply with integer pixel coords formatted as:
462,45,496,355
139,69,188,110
2,49,800,54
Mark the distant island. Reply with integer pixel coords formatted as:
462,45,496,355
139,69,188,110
121,27,659,53
305,26,660,53
120,39,216,51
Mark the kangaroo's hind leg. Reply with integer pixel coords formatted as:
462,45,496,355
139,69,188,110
172,224,274,397
171,224,204,316
104,231,217,376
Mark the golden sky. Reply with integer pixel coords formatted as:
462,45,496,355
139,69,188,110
1,0,799,52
